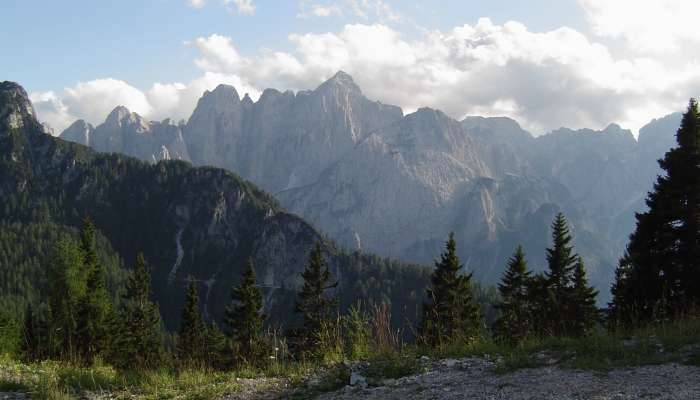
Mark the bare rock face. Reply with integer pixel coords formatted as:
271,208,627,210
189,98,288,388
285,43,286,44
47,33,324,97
61,106,190,163
182,71,404,194
57,72,682,296
60,119,94,146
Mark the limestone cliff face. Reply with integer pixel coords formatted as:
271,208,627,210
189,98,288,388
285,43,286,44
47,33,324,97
61,106,190,163
56,73,682,295
183,71,404,194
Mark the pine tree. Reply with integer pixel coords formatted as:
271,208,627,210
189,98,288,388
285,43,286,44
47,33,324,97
294,243,338,353
111,252,165,370
178,277,206,366
569,257,599,336
611,99,700,325
493,246,533,344
224,258,266,365
420,233,481,346
75,217,113,365
543,213,578,336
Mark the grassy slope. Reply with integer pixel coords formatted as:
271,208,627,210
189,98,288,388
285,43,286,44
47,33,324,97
2,316,699,399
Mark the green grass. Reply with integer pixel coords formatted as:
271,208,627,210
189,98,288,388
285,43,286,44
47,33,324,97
403,316,700,374
2,317,699,399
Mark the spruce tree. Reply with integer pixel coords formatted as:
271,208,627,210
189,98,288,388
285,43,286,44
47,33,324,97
420,232,481,346
75,217,113,365
178,277,206,366
20,304,38,362
203,322,229,370
224,258,266,365
608,254,635,329
47,237,85,360
569,257,599,336
543,213,578,336
493,246,533,344
112,252,165,370
294,242,338,352
611,99,700,325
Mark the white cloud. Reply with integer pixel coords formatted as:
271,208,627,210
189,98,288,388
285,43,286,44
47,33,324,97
297,0,399,22
312,4,341,17
29,91,73,136
63,79,153,124
30,71,261,133
225,0,255,15
147,72,260,123
297,1,343,18
346,0,400,22
183,20,699,134
580,0,700,54
31,11,700,137
186,0,205,9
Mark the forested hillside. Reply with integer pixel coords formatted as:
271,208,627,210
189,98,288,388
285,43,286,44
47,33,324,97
0,81,444,331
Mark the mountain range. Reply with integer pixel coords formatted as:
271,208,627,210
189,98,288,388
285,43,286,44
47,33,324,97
57,72,682,299
0,80,433,329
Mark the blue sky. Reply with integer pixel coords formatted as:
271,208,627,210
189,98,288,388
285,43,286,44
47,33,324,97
3,0,698,135
2,0,586,93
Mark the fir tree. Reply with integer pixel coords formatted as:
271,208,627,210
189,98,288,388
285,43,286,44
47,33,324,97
294,243,338,352
543,213,578,336
569,257,599,336
420,232,481,346
224,258,266,365
178,277,206,366
611,99,700,325
75,217,113,365
111,252,165,370
493,246,533,344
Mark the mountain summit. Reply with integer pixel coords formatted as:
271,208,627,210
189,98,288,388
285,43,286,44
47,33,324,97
0,81,38,132
58,74,682,296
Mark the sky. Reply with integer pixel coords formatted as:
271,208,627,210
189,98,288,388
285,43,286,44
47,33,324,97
2,0,699,136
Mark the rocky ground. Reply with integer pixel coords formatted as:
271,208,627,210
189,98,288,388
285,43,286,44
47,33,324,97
313,357,700,400
2,355,698,399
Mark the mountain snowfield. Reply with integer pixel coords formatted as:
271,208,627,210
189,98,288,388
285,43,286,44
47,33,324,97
58,71,682,298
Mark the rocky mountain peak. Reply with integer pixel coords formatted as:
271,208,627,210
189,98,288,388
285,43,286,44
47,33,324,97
316,70,362,95
241,93,254,106
105,105,134,124
203,84,240,105
60,119,94,146
0,81,37,131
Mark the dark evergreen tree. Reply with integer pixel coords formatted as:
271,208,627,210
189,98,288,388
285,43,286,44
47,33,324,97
608,254,635,329
493,246,533,343
569,257,599,336
420,233,481,346
20,304,38,362
542,213,578,336
111,252,165,370
203,322,230,370
293,243,338,352
611,99,700,326
75,217,113,365
178,278,206,366
224,258,266,365
47,237,85,360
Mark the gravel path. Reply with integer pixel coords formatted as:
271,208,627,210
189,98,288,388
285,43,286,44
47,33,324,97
316,358,700,400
